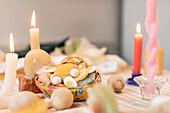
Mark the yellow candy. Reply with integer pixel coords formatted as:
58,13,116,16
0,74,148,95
75,67,92,82
64,76,78,87
54,63,75,77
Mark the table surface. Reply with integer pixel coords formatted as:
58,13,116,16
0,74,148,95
0,66,170,113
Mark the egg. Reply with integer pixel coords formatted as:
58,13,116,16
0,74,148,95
51,88,73,110
107,75,125,92
89,66,96,73
8,91,39,112
70,69,79,77
64,76,78,87
44,67,56,73
52,76,62,85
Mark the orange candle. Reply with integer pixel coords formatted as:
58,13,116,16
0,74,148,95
133,23,143,74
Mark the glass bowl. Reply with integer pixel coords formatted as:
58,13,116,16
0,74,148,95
134,75,168,101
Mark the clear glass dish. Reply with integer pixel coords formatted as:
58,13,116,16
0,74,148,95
134,75,168,101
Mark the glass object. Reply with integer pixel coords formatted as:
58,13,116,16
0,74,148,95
134,75,168,101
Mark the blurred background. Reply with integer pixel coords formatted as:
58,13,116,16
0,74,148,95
0,0,170,69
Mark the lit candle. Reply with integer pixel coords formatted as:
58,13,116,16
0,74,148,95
0,33,18,96
133,23,143,75
30,10,40,50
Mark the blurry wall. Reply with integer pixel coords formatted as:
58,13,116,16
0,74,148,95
0,0,120,54
121,0,170,69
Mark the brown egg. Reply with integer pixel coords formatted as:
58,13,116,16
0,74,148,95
107,75,125,92
51,88,73,110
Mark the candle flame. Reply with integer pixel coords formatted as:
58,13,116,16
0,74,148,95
136,23,141,33
9,33,14,53
31,10,36,27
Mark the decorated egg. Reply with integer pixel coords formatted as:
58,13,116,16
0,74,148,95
70,69,79,77
61,56,89,67
64,76,78,87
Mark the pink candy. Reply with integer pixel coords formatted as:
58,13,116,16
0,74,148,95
145,0,160,81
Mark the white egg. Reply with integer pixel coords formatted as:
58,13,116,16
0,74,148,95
70,69,79,77
64,77,78,87
44,67,56,73
52,76,61,85
89,66,97,73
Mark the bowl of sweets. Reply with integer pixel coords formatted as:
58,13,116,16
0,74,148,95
35,56,101,101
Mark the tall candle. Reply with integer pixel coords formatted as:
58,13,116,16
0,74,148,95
0,33,18,96
30,10,40,50
145,0,160,81
133,23,143,75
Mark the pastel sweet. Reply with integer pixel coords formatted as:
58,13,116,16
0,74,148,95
75,67,92,82
54,63,75,77
51,88,73,110
70,69,79,77
39,72,51,85
52,76,61,85
107,75,125,92
64,76,78,87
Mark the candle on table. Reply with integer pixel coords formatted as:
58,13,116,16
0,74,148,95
144,0,160,94
145,0,160,81
30,10,40,50
0,33,18,96
133,23,143,75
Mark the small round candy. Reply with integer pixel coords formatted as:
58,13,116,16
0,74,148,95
52,76,62,85
107,75,125,92
64,76,78,87
70,69,79,77
51,88,73,110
